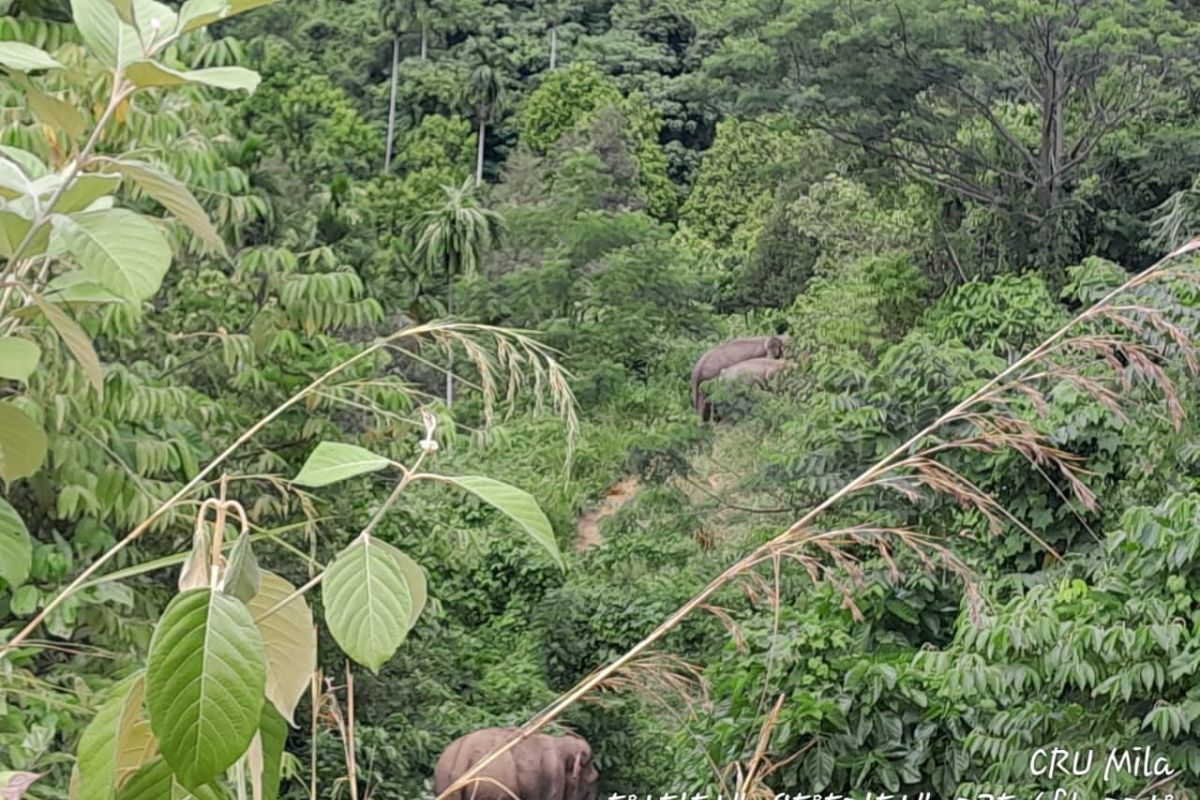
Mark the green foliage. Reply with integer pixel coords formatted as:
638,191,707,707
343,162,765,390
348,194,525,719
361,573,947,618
519,62,622,154
9,1,1200,799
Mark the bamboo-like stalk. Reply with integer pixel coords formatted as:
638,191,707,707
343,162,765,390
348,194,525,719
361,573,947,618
435,238,1200,800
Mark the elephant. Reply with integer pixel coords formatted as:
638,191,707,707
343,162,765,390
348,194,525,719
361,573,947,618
718,357,792,385
691,335,789,421
702,357,793,422
433,727,598,800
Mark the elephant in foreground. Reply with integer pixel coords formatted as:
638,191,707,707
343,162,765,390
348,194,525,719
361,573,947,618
434,727,598,800
691,336,789,421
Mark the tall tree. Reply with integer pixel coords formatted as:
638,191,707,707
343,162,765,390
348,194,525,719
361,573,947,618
410,179,504,405
460,37,511,185
703,0,1200,221
381,0,434,172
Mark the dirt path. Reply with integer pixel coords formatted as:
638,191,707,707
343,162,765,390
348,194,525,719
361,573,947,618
574,476,640,553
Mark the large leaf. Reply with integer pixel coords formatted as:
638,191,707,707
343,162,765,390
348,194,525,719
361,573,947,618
291,442,391,487
115,759,227,800
245,571,316,724
0,337,40,380
0,497,31,588
33,295,105,393
0,146,48,179
44,273,125,305
0,210,43,258
55,173,122,214
432,475,563,568
115,719,159,790
178,0,229,31
24,83,86,140
107,161,225,254
391,548,427,627
247,702,286,800
179,0,276,31
145,589,266,791
76,672,146,800
69,0,140,67
54,209,171,302
0,42,63,71
0,402,47,482
323,533,412,672
126,62,261,93
0,158,35,199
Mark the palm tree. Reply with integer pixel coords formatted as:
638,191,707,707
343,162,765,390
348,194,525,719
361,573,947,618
538,0,565,69
459,38,509,186
409,179,504,405
380,0,432,173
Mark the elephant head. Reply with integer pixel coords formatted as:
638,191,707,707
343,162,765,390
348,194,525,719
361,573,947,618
766,336,785,359
561,736,598,800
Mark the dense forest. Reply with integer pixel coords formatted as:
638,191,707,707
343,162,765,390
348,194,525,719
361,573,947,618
6,0,1200,798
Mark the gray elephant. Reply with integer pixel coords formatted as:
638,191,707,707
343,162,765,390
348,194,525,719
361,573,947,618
691,336,789,421
705,358,792,422
433,727,598,800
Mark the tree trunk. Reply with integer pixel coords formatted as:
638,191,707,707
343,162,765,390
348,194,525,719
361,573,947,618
420,22,428,60
1036,32,1064,214
383,34,400,173
445,262,454,407
549,24,557,69
475,114,486,186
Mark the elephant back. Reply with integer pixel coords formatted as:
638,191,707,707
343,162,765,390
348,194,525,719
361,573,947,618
434,727,523,800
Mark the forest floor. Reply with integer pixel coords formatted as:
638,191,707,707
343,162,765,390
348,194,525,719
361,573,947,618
574,476,641,552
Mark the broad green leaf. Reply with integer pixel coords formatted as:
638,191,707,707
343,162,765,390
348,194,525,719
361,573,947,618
55,173,122,214
433,475,563,568
0,497,31,588
145,588,266,791
107,161,225,254
115,719,159,789
323,533,412,672
0,402,47,482
110,0,134,23
391,548,427,627
70,0,140,67
33,295,105,393
247,702,286,800
178,0,230,32
222,530,259,602
77,672,146,800
245,571,316,725
24,83,86,140
115,758,227,800
0,158,35,199
54,209,171,301
291,442,391,487
181,0,275,30
0,42,63,71
132,0,178,47
44,273,125,305
0,209,43,258
126,62,261,93
0,337,41,380
0,146,49,178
